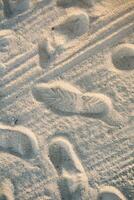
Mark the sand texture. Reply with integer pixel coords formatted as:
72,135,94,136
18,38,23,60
0,0,134,199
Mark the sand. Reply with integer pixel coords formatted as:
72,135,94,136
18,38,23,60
0,0,134,199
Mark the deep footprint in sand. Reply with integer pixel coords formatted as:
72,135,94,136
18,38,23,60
0,124,39,159
0,179,14,200
49,136,89,200
111,43,134,71
98,186,127,200
32,80,125,126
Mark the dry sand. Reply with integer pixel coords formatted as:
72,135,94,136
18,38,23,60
0,0,134,199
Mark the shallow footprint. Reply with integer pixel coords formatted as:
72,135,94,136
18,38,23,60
111,43,134,71
49,136,89,200
0,124,39,159
32,80,125,126
97,186,127,200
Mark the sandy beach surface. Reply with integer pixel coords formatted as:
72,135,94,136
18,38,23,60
0,0,134,199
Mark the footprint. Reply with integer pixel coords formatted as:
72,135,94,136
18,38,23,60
2,0,29,17
0,124,39,159
111,43,134,71
53,9,90,41
0,179,14,200
39,9,90,67
32,80,124,126
38,37,56,68
97,186,127,200
49,136,89,200
57,0,96,8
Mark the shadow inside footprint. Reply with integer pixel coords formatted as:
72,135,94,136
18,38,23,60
49,136,89,200
111,44,134,71
98,186,127,200
2,0,12,17
57,0,95,8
